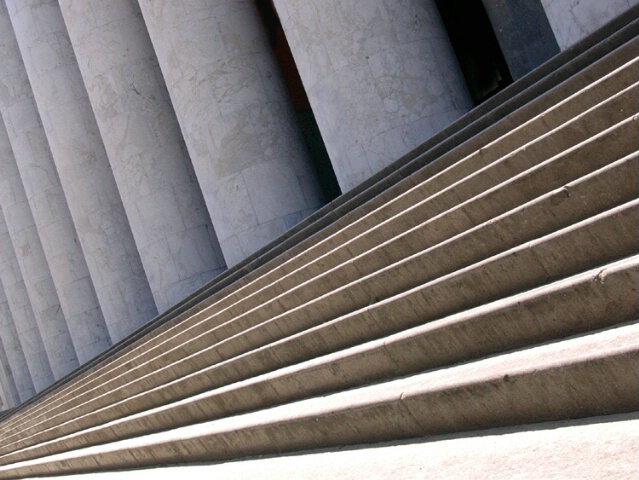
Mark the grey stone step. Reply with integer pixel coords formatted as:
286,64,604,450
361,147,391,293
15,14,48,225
2,29,636,480
2,24,634,456
2,175,637,460
64,95,639,390
14,413,637,480
2,109,636,449
3,320,637,476
4,254,637,465
9,13,637,427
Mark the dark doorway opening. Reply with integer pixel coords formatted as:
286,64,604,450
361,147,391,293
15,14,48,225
435,0,513,104
255,0,341,202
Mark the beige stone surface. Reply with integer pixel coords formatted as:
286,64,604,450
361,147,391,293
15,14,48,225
24,413,639,480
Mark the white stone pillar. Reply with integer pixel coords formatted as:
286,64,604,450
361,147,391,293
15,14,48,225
273,0,474,192
58,0,226,312
0,335,19,408
0,2,111,363
0,200,53,393
139,1,324,266
0,120,78,381
540,0,639,50
0,280,34,403
5,0,157,342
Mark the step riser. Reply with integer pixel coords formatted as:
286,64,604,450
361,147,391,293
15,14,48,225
2,25,638,480
3,47,636,440
5,192,637,456
5,124,636,442
85,111,639,380
5,326,637,477
7,257,636,464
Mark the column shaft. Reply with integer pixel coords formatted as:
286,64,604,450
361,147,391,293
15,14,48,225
274,0,473,191
0,120,77,381
481,0,559,80
139,0,324,266
0,335,19,408
6,0,157,342
0,2,111,363
0,280,34,403
0,206,51,393
59,0,226,312
540,0,639,50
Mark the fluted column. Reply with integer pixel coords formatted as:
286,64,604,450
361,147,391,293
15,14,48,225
5,0,157,342
0,120,77,381
273,0,473,191
0,335,19,409
139,1,324,266
0,2,111,363
0,281,34,403
58,0,226,312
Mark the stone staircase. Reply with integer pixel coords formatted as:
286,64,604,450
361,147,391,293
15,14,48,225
0,9,638,479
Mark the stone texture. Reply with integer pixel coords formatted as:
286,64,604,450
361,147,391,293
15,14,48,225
274,0,473,192
541,0,639,49
0,334,19,409
0,119,77,381
482,0,560,79
0,2,111,364
0,281,33,404
58,0,227,313
5,0,157,342
138,0,324,267
0,196,52,393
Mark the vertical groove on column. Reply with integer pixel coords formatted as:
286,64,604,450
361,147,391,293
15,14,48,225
0,334,19,409
0,2,111,364
5,0,158,343
0,203,52,393
0,120,78,381
0,280,33,404
139,0,324,267
59,0,227,313
273,0,473,192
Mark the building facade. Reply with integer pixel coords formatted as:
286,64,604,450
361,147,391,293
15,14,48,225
0,0,636,409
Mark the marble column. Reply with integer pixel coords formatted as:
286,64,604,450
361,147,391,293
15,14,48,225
0,335,19,409
0,2,111,363
58,0,226,313
273,0,474,192
139,0,324,266
481,0,559,80
0,201,52,393
0,281,34,403
540,0,639,50
5,0,157,342
0,120,77,381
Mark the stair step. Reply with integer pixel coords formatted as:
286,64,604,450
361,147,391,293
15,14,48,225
5,254,637,464
5,39,635,440
16,413,638,480
2,109,636,449
3,187,637,459
3,322,637,476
